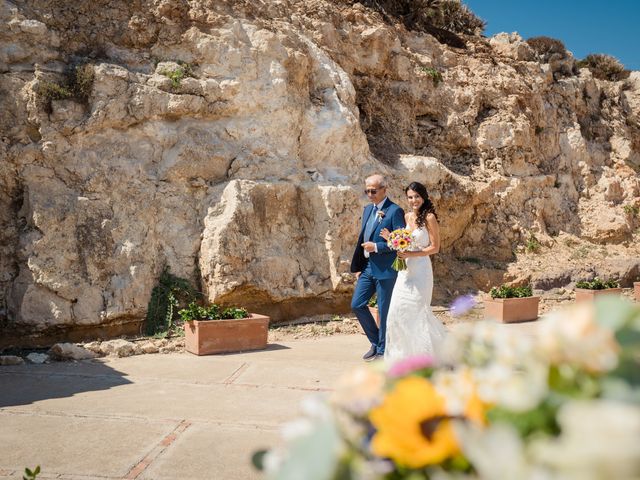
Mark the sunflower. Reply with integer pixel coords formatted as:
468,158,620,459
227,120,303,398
369,377,459,468
397,239,408,249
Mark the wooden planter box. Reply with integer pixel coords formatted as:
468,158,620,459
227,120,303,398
368,306,380,327
484,296,539,323
634,282,640,302
575,288,622,302
184,314,270,355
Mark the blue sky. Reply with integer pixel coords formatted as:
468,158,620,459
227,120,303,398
464,0,639,71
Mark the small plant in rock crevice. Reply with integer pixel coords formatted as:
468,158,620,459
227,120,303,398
35,62,95,112
420,66,443,86
160,62,194,89
623,204,639,217
525,234,541,254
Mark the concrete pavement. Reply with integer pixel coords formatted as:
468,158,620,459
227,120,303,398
0,335,366,480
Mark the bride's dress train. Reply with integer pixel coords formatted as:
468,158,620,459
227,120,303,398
385,227,446,365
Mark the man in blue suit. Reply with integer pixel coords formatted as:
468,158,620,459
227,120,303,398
350,174,405,361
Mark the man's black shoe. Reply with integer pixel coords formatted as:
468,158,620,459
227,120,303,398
362,346,377,360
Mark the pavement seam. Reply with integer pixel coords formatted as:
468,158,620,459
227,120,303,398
221,362,249,384
0,409,282,430
123,419,191,480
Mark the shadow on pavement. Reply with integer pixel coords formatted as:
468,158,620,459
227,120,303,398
0,360,132,408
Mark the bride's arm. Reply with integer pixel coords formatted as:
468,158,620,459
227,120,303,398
400,214,440,258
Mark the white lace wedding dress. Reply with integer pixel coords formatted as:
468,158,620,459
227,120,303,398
385,227,447,365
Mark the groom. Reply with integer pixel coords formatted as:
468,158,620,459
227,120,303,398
350,174,405,361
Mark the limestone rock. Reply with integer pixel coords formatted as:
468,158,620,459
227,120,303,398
0,355,24,365
48,343,97,361
26,352,48,364
100,339,136,357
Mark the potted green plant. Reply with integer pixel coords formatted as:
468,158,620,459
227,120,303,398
575,277,622,302
180,302,270,355
484,285,539,323
368,295,379,327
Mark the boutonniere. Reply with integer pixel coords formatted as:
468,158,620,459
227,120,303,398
376,210,385,223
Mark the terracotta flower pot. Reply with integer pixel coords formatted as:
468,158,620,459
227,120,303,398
484,296,540,323
368,306,380,327
634,282,640,302
575,288,622,302
184,313,270,355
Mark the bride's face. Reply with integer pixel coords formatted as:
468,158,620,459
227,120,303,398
406,189,424,211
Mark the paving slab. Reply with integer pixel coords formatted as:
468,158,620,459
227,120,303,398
139,423,280,480
0,412,176,478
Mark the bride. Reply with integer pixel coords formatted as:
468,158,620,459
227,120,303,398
380,181,446,365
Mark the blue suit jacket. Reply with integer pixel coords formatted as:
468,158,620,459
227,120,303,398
350,198,406,279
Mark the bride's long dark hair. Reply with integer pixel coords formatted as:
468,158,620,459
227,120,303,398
405,182,437,228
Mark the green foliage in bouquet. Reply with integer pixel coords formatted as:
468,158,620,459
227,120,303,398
145,266,200,336
255,298,640,480
576,277,620,290
178,302,249,322
489,284,533,299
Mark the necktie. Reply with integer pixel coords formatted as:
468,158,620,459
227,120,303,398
363,206,378,242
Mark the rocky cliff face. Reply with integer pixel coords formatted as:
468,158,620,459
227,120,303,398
1,0,639,343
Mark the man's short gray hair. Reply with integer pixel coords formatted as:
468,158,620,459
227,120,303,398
366,174,387,188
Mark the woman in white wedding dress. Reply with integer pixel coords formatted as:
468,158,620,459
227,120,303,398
380,182,447,365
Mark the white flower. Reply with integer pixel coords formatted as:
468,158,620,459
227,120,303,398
432,366,477,416
330,366,385,416
455,423,553,480
538,303,619,373
530,400,640,480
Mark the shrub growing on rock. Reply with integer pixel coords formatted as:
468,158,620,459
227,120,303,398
576,53,629,81
526,36,567,62
351,0,484,47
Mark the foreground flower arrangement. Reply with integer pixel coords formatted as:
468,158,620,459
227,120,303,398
254,298,640,480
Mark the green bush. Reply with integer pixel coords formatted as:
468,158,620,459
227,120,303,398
179,302,249,321
576,54,629,81
526,36,567,62
490,285,533,299
575,277,619,290
145,266,200,335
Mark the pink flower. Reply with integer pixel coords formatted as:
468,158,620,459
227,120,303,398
388,355,434,377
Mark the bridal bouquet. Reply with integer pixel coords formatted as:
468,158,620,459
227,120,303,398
387,228,413,271
253,298,640,480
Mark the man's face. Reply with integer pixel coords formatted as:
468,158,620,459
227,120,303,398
365,180,386,205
